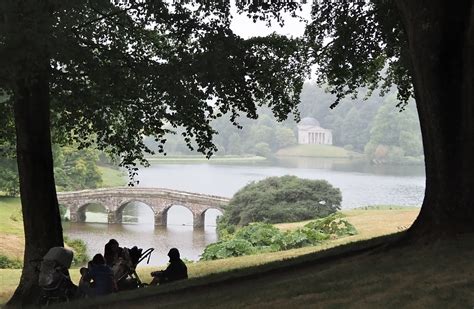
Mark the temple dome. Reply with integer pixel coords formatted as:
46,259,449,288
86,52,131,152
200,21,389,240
298,117,320,127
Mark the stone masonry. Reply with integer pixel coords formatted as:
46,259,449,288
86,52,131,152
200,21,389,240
57,187,229,228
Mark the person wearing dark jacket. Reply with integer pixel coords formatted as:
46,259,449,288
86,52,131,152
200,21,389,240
79,254,117,297
150,248,188,285
104,239,120,267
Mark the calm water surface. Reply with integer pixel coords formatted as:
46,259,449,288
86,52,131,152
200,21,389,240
64,157,425,266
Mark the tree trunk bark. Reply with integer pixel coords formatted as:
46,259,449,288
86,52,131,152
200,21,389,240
6,2,64,306
396,0,474,238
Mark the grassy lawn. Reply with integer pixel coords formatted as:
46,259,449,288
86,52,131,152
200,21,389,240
66,232,474,309
0,203,420,305
0,198,24,262
0,166,124,258
276,144,363,158
97,166,127,188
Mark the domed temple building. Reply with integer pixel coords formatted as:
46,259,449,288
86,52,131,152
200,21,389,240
297,117,333,145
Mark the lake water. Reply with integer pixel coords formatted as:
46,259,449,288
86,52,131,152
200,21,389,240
64,157,425,266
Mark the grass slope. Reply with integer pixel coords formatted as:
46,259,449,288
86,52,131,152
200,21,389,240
0,198,24,262
68,233,474,309
276,144,362,158
0,204,420,305
97,166,127,188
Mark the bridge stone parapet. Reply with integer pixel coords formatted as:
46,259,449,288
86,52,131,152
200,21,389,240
57,187,229,227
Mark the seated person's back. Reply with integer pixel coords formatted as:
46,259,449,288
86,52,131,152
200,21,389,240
150,248,188,285
82,254,116,296
104,239,120,267
163,256,188,282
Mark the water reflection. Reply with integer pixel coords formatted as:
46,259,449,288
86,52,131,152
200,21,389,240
273,157,425,177
64,206,220,266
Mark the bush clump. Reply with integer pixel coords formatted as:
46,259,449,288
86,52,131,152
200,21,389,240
201,239,255,260
304,213,358,238
0,255,22,269
218,176,342,235
64,236,89,266
201,214,357,261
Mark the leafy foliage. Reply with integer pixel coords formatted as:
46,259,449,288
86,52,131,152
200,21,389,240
53,145,103,191
0,158,19,196
143,110,298,158
58,204,68,221
0,145,104,194
304,213,357,238
201,215,357,261
234,223,281,247
200,239,255,261
305,1,412,107
64,236,89,267
364,95,423,163
218,176,342,232
0,255,22,269
0,1,310,180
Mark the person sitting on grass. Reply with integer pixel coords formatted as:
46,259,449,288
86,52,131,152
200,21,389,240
79,253,117,297
104,239,121,267
150,248,188,285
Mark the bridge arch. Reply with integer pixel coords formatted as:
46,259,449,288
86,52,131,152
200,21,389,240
158,203,195,227
115,200,156,225
57,187,229,227
202,208,224,227
70,200,111,223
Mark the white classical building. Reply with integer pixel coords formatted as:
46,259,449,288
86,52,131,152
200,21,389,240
297,117,333,145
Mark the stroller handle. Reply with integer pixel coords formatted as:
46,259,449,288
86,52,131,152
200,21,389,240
138,248,154,265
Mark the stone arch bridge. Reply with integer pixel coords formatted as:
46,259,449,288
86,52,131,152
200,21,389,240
57,187,229,228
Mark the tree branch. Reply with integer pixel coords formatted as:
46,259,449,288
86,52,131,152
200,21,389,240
73,1,149,30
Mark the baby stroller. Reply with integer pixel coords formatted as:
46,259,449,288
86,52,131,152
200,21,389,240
114,246,154,291
38,247,77,305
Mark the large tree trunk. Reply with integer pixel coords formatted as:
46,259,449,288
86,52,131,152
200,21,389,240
396,0,474,238
6,2,64,306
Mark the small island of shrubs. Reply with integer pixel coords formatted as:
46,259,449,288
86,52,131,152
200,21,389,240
201,176,357,261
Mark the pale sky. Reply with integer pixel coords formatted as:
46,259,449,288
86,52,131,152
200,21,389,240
230,1,312,39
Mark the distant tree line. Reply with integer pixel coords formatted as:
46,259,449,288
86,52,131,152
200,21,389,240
0,145,105,196
299,84,423,163
144,83,423,163
143,111,299,158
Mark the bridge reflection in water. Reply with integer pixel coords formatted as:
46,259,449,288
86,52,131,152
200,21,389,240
57,187,228,228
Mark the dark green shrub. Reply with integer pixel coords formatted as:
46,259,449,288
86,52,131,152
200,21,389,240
281,230,313,250
234,223,281,247
200,239,255,261
59,204,69,221
0,255,22,269
202,213,357,261
218,176,342,234
64,236,89,266
304,213,357,237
